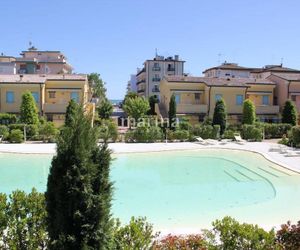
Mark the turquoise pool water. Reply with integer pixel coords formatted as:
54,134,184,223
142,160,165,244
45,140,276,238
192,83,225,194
0,149,299,231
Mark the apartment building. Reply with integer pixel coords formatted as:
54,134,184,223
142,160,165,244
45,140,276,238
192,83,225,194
0,55,16,74
136,55,185,98
0,74,93,126
160,76,279,124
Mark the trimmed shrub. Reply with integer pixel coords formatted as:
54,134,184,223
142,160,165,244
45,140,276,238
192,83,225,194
147,126,163,142
212,99,227,135
98,119,118,142
290,126,300,148
39,122,58,142
9,129,24,143
223,129,235,140
263,123,292,139
282,100,298,126
0,113,17,125
125,126,163,143
172,129,189,141
8,124,38,139
241,125,263,141
242,99,256,124
0,125,9,140
192,125,219,139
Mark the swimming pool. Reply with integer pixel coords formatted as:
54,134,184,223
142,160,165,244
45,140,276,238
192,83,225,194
0,149,299,232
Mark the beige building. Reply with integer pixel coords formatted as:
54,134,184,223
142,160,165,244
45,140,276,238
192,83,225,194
160,76,279,124
0,74,93,126
136,55,185,98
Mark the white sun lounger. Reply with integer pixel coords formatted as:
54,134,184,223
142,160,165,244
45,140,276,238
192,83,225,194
234,135,246,144
194,137,215,145
285,150,300,157
0,135,3,143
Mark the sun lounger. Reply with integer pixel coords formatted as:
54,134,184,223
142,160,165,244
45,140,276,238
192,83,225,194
285,150,300,157
234,134,246,144
194,137,215,145
0,135,3,143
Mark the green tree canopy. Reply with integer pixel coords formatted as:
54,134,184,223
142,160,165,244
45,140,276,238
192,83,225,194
88,73,107,100
282,100,298,126
148,95,159,115
46,106,113,249
65,99,78,127
168,94,177,129
242,99,256,124
20,91,39,125
212,99,227,134
123,97,150,121
98,100,113,119
123,92,138,104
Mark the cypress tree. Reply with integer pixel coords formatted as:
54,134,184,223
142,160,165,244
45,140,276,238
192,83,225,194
212,99,227,135
242,99,256,124
45,106,113,249
20,91,39,125
169,94,177,129
282,100,298,126
148,95,159,115
65,99,78,126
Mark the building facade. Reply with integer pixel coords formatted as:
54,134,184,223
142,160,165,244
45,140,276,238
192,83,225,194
0,56,16,74
160,76,279,124
136,55,185,98
0,74,92,126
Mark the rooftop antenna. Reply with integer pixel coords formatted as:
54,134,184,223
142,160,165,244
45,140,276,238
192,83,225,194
280,57,284,66
155,48,158,57
217,53,222,65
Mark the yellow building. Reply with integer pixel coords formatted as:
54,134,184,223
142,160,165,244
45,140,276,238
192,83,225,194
160,76,279,124
0,74,93,126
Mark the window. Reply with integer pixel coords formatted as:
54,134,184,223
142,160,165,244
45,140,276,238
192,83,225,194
195,93,200,104
262,95,269,105
174,94,181,104
236,95,244,105
215,94,222,101
31,92,39,103
291,95,296,102
36,64,41,70
6,91,14,103
49,91,56,98
71,92,79,103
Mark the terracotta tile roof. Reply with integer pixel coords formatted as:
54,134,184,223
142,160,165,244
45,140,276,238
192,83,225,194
203,63,257,73
270,73,300,81
251,65,300,73
164,76,274,87
0,74,87,83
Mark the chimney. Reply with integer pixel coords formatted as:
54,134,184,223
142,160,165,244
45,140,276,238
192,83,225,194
174,55,179,61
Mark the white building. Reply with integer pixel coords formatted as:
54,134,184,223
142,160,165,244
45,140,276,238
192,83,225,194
0,55,16,74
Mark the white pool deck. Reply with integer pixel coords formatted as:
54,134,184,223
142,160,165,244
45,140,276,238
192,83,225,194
0,140,299,173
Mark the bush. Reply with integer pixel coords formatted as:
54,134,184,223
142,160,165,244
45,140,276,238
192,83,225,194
0,125,9,140
223,129,235,140
241,125,263,141
172,129,190,141
192,125,219,139
242,99,256,124
8,124,38,139
9,129,24,143
276,221,300,249
39,122,58,142
205,216,276,250
152,234,206,249
97,119,118,142
289,126,300,148
282,100,298,126
263,123,292,139
113,217,158,250
125,126,163,143
0,113,17,125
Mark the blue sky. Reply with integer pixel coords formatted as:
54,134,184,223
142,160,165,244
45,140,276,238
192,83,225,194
1,0,300,99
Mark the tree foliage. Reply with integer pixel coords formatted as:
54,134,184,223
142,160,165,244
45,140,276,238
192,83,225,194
98,100,113,119
148,95,159,115
242,99,256,125
124,92,138,104
65,99,78,127
212,98,227,135
46,106,113,249
88,73,107,100
282,100,298,126
39,121,58,142
123,97,150,121
168,94,177,130
20,91,39,125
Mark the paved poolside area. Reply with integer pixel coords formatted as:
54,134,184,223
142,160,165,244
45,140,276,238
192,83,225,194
0,141,299,173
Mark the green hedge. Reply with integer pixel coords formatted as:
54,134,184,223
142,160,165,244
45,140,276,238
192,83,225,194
242,125,263,141
9,129,24,143
0,113,17,125
263,123,292,139
125,126,164,143
0,125,9,140
167,129,190,142
8,124,38,138
290,126,300,148
192,125,220,139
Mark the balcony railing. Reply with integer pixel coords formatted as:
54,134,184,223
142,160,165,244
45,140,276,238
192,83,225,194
152,66,161,71
152,77,161,82
176,104,208,114
152,87,160,92
137,89,145,93
255,105,280,114
167,67,175,71
136,79,145,85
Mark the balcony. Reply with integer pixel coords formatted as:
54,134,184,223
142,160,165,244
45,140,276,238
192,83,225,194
137,89,145,93
176,104,208,114
136,79,145,85
255,105,279,114
167,67,175,71
152,86,160,93
152,66,161,71
44,103,68,113
152,77,161,82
